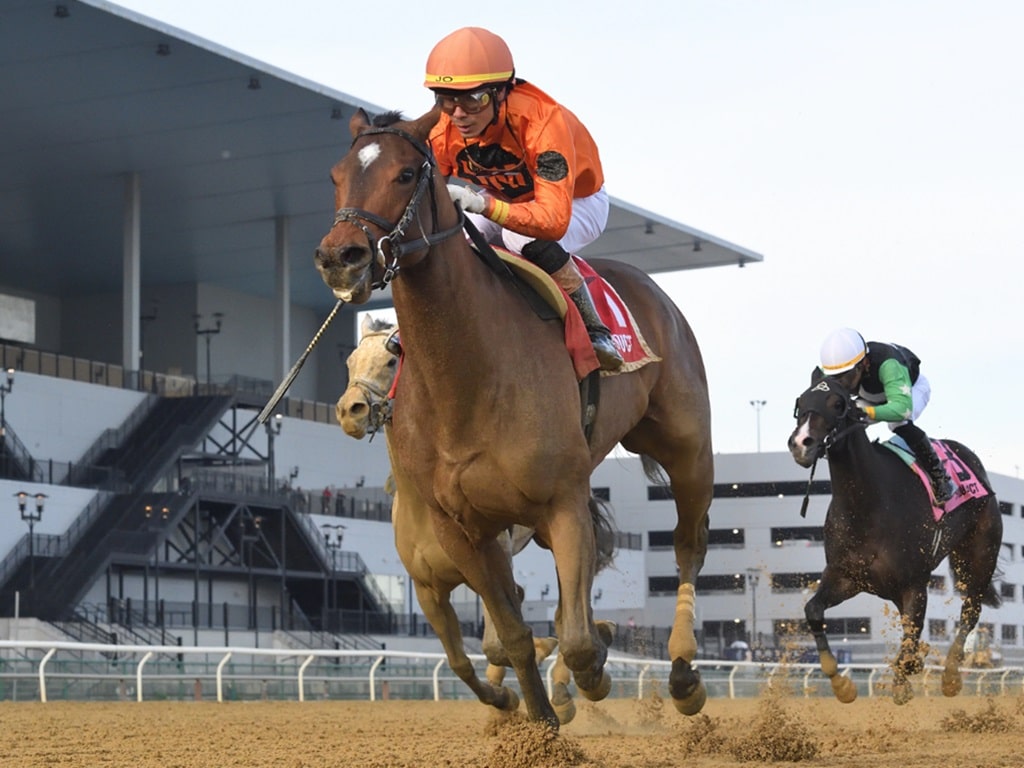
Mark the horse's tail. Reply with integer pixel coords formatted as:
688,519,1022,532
640,454,668,486
589,496,617,574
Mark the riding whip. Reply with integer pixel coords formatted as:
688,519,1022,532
258,299,344,424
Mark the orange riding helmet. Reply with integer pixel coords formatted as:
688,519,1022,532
424,27,515,90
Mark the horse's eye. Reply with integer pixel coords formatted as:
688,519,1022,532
387,358,397,368
398,168,416,184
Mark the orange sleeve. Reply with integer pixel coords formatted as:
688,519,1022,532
484,102,576,240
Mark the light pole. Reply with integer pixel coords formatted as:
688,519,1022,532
749,399,767,453
16,490,46,604
265,413,283,489
140,304,158,371
239,516,262,630
1,367,14,443
322,523,345,633
193,312,224,387
746,567,761,646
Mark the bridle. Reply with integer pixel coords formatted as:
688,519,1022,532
347,329,398,441
794,378,867,453
794,377,868,517
331,125,466,289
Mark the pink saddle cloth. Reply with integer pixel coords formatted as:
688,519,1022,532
883,437,991,521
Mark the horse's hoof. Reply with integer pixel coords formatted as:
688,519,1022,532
893,680,913,706
499,688,520,713
831,674,857,704
552,691,576,725
668,657,702,703
578,669,612,702
534,636,559,663
672,680,707,715
942,670,963,697
596,620,617,647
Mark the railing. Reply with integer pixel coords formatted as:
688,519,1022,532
0,340,338,425
2,639,1023,704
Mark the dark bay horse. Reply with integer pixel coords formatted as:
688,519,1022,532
337,314,582,724
316,108,713,727
788,376,1002,704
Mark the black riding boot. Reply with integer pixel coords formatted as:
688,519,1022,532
568,285,624,372
521,239,624,372
895,423,954,505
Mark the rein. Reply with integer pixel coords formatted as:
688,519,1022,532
331,125,465,289
797,387,867,517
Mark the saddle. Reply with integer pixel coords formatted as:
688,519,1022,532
492,249,661,380
881,436,990,520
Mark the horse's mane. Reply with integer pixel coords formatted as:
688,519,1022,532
364,316,396,333
372,111,404,128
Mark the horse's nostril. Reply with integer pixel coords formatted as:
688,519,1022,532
801,436,814,447
349,402,367,417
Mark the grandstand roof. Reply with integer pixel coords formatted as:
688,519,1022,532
0,0,761,317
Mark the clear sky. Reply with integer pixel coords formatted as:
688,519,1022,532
114,1,1023,477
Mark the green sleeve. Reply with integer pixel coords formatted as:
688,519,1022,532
869,358,914,422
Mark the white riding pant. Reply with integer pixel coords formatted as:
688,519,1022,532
885,373,932,431
463,186,609,256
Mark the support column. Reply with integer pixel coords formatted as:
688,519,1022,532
122,173,142,388
274,216,291,384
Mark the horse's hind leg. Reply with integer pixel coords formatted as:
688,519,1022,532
891,587,928,705
655,450,712,715
944,505,1002,696
545,500,611,705
413,581,519,713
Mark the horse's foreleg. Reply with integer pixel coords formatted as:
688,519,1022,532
412,580,518,713
432,517,557,727
805,570,858,703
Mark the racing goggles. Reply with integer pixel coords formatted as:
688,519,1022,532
434,88,494,115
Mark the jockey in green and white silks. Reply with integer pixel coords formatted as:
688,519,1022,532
818,327,954,506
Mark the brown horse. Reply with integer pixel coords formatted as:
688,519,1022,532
316,107,713,727
337,314,578,724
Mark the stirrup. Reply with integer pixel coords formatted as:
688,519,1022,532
591,334,624,372
932,476,954,505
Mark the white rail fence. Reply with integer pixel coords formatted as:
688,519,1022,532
1,640,1022,704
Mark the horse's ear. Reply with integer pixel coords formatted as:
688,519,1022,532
360,314,373,337
350,108,371,139
409,106,442,141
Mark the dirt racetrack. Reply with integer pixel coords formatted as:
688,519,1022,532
6,687,1024,767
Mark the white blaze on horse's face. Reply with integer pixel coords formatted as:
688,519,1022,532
790,420,815,463
357,142,381,170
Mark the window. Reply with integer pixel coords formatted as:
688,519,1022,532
928,575,947,593
647,530,674,550
696,574,746,594
1001,624,1018,645
708,528,745,548
998,501,1013,516
648,575,679,595
929,619,948,640
1001,543,1014,563
823,617,871,637
771,573,820,593
771,526,824,546
713,481,832,498
592,486,610,501
703,620,746,648
1001,583,1016,601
